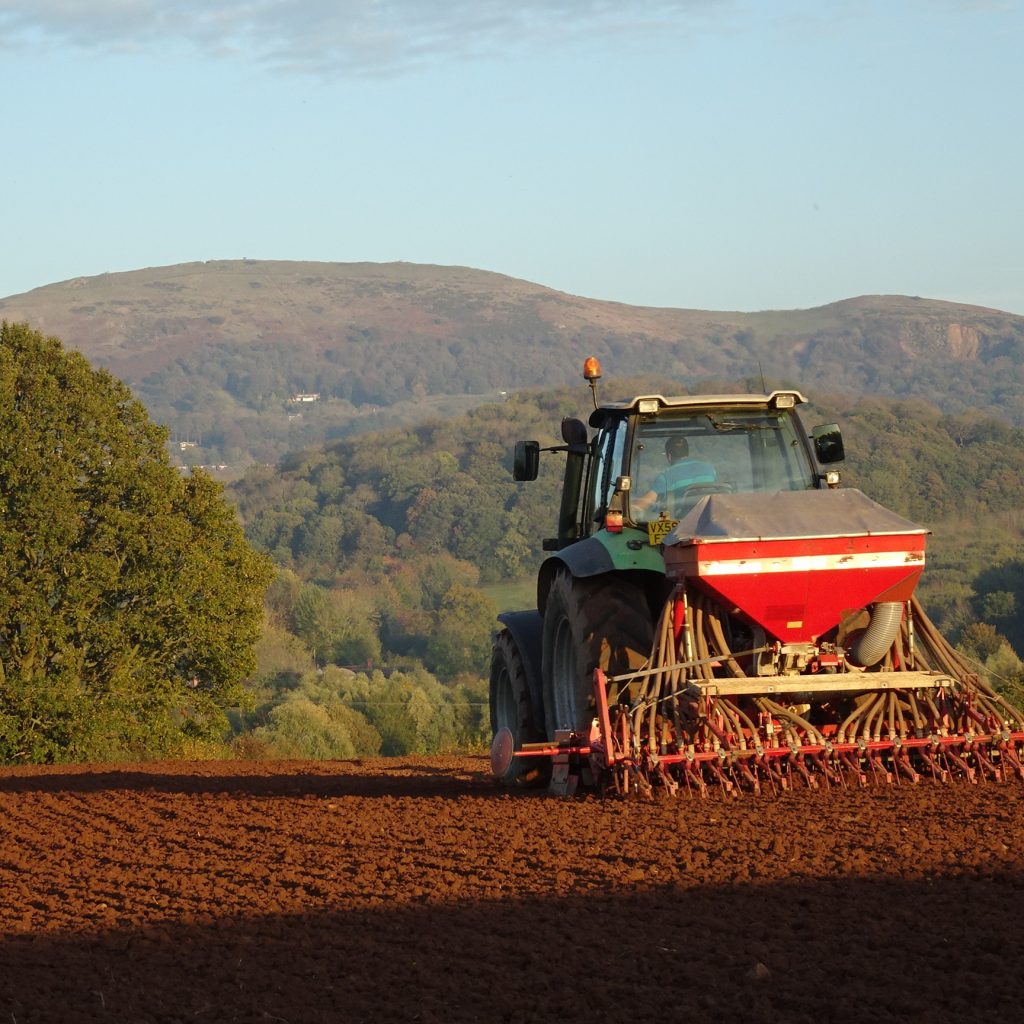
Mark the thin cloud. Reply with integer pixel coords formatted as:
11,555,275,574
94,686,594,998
0,0,728,74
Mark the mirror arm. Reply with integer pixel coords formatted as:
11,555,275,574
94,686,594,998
542,443,591,455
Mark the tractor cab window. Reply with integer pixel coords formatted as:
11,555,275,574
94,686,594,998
588,417,626,523
628,408,815,521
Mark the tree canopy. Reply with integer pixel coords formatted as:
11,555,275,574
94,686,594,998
0,322,274,761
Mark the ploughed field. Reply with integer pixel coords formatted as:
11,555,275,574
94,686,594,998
1,757,1022,1023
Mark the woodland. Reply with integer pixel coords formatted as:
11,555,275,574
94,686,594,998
108,315,1024,466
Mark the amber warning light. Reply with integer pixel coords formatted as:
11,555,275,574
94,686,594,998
583,356,602,382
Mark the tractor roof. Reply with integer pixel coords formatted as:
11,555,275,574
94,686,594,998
588,389,807,427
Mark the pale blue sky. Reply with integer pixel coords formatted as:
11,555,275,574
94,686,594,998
2,0,1021,313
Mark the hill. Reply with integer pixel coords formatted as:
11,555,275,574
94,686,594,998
3,260,1024,463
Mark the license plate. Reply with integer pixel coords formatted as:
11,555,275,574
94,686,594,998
647,517,678,545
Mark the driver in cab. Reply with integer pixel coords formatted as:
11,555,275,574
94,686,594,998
631,435,716,516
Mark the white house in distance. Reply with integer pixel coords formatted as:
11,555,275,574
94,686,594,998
289,392,320,403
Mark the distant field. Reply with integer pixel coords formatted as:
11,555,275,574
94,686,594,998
482,576,535,614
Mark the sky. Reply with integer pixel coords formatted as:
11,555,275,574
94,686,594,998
1,0,1022,313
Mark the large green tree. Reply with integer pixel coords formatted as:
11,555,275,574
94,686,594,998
0,322,274,761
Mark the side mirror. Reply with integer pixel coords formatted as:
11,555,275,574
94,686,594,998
513,440,540,481
812,423,845,465
561,417,588,447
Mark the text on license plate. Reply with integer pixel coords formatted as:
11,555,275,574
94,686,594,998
647,518,679,545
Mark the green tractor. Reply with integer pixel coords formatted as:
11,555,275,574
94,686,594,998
490,357,847,785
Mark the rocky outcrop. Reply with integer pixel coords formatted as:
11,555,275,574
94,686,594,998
947,322,981,360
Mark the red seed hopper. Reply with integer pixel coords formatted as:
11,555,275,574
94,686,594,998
663,489,927,646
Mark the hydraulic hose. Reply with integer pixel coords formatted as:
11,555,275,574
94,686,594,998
848,602,904,667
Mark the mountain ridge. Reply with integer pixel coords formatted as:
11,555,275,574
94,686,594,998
3,260,1023,463
3,260,1018,378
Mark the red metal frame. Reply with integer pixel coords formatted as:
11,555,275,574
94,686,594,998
510,668,1024,789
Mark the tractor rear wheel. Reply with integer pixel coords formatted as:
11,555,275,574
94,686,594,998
490,629,546,785
541,570,654,741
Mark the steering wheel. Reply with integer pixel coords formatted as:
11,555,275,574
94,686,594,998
674,482,733,516
681,482,733,499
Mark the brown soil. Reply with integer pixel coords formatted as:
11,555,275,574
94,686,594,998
1,756,1022,1023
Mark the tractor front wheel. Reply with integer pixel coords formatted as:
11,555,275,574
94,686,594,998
541,571,654,742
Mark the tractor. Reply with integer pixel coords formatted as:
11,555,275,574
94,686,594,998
490,358,1024,794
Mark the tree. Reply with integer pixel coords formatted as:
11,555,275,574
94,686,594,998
425,584,497,678
0,322,274,761
252,694,382,759
290,583,381,667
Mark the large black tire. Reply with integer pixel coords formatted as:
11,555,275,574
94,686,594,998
489,629,546,785
541,571,655,741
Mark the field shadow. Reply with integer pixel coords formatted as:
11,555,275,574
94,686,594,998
0,760,503,801
1,871,1022,1024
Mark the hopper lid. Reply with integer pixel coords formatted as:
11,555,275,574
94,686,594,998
664,489,929,547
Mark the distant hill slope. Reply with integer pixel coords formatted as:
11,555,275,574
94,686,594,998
3,260,1023,463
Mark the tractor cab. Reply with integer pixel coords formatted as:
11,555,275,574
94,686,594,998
515,360,846,552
